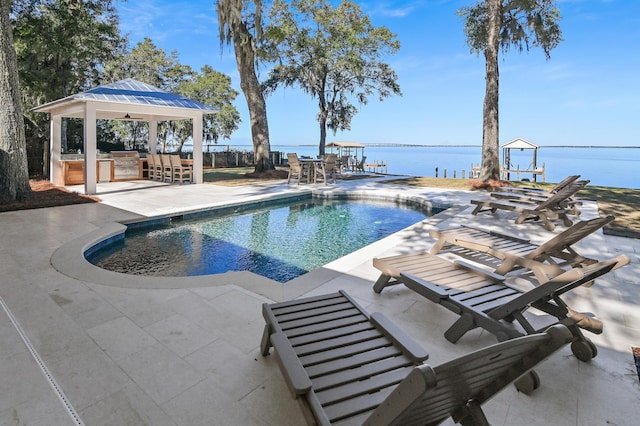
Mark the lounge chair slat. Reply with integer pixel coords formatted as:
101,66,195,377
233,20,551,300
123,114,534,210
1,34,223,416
277,308,363,331
299,336,391,367
281,315,370,339
305,346,404,378
288,321,374,346
311,356,414,391
274,302,358,323
316,367,411,406
294,329,386,357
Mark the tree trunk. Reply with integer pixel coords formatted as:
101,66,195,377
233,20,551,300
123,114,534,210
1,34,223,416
318,103,328,157
233,22,272,173
480,0,502,182
319,120,327,157
0,1,31,201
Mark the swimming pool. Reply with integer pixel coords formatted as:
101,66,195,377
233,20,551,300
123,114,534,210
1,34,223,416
86,194,441,282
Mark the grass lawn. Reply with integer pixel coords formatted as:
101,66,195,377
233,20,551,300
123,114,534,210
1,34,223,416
382,177,640,239
3,170,638,239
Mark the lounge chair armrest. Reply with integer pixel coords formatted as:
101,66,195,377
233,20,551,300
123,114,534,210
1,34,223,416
271,332,312,396
371,312,429,362
452,260,506,282
452,237,494,253
400,272,450,301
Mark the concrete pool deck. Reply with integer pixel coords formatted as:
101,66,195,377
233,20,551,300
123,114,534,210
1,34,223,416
1,177,638,425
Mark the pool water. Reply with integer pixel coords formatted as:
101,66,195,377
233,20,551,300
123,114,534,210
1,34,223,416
87,197,434,282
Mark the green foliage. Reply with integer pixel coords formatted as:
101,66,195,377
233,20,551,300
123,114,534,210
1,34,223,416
262,0,401,153
458,0,562,59
105,40,240,153
103,38,192,90
176,66,241,145
12,0,124,172
217,0,264,48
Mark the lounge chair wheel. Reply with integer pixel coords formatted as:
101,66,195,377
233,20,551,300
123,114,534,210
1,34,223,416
514,370,540,395
571,339,597,362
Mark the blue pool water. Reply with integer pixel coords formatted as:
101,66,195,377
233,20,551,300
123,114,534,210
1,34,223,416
87,196,437,282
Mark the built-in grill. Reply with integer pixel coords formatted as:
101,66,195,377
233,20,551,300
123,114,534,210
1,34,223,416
111,151,141,180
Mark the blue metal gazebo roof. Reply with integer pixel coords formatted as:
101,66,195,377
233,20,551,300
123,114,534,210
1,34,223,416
33,78,218,118
74,78,215,110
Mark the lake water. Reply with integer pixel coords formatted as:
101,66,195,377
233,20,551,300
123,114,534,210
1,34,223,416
264,145,639,189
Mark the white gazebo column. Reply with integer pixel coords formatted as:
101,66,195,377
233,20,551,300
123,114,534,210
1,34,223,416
50,115,63,185
148,120,158,153
83,103,97,194
192,113,203,184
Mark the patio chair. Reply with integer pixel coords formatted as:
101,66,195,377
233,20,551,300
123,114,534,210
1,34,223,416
373,252,629,362
146,154,156,180
315,154,338,184
261,290,574,425
160,154,173,183
170,154,192,184
340,155,350,173
148,154,163,181
353,156,367,173
287,153,310,185
429,215,615,282
469,182,586,231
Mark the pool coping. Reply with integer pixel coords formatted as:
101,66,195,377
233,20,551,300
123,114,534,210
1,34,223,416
50,189,458,302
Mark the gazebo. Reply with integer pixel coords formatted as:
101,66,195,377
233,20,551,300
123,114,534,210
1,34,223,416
501,138,545,182
326,141,366,162
33,78,219,194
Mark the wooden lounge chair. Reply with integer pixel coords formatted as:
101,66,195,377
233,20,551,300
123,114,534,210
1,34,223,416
261,290,573,425
495,175,580,197
287,153,310,185
470,182,585,231
373,253,629,362
429,215,615,282
490,180,588,211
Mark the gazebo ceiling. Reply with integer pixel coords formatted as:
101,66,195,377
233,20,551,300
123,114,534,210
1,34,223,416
33,78,218,121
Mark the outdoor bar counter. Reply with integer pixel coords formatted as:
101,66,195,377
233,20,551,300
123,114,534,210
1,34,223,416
58,151,146,185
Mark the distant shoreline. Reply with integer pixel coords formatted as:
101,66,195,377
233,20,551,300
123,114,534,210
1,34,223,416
207,143,640,149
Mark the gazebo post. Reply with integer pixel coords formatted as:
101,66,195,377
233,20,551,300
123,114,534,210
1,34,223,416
149,121,158,154
83,103,97,195
50,115,63,185
192,113,204,184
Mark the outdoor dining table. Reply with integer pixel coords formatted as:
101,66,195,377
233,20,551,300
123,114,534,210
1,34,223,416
299,157,323,183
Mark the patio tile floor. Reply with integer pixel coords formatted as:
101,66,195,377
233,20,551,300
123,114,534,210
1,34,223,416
1,177,638,425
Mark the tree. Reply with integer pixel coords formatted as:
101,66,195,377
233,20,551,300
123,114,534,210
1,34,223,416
12,0,123,175
104,38,194,152
1,0,31,201
105,41,240,153
217,0,272,173
176,65,241,151
458,0,562,182
263,0,401,156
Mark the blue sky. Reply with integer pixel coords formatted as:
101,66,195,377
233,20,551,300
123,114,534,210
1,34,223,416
116,0,640,147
